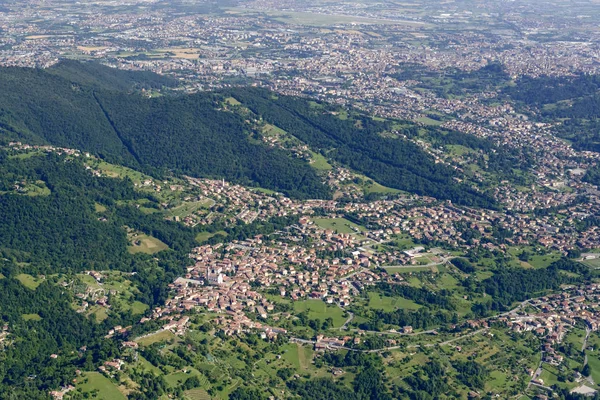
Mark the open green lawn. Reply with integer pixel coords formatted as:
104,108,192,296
77,372,126,400
367,292,421,311
486,370,508,391
165,368,204,388
136,330,176,346
166,200,213,219
309,150,332,171
364,180,402,195
384,266,432,273
196,231,228,243
293,300,347,328
416,116,443,126
582,257,600,269
92,160,151,185
225,97,241,106
312,217,366,234
15,273,43,290
185,388,211,400
127,300,149,315
22,313,42,321
128,233,169,255
94,202,107,213
586,353,600,384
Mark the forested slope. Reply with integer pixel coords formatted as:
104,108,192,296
228,88,496,207
0,62,330,199
0,61,498,204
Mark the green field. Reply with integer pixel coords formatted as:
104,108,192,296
128,233,169,255
312,217,365,234
293,300,347,328
22,313,42,321
582,257,600,269
136,330,176,346
309,150,332,171
15,273,43,290
166,200,213,219
91,160,151,185
364,180,402,195
416,116,443,126
165,368,204,388
367,292,421,311
184,388,211,400
384,265,433,273
77,372,126,400
94,202,107,213
225,96,241,106
196,231,228,243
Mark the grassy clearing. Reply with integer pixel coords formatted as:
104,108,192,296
22,180,51,197
185,388,211,400
586,353,600,384
91,160,152,186
364,180,402,195
312,217,366,234
446,144,473,157
225,97,241,106
77,372,126,400
384,266,432,273
308,150,332,171
293,300,347,328
582,257,600,269
94,202,107,213
165,368,204,388
22,313,42,321
367,292,420,311
136,330,176,346
196,231,228,243
166,200,212,219
15,273,43,290
416,116,443,126
129,301,149,315
128,233,169,255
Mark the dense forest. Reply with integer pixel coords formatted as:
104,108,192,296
0,261,115,399
0,62,329,199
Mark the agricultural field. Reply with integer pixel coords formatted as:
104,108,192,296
76,372,126,400
22,313,42,321
293,299,348,328
312,217,366,234
165,199,213,220
367,292,421,311
195,231,228,243
15,273,43,290
136,330,177,347
127,231,169,255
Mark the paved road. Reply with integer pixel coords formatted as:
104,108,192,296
340,311,354,331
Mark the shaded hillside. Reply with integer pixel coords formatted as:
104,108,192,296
0,62,498,205
47,59,177,91
0,63,330,199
